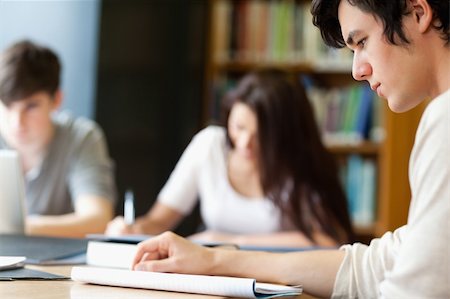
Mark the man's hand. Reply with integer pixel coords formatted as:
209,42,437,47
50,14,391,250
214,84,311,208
132,231,215,275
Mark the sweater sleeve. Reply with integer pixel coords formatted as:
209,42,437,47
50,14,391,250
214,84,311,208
332,227,407,299
332,92,450,298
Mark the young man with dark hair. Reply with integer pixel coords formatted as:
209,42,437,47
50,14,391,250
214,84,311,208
127,1,449,298
0,40,116,237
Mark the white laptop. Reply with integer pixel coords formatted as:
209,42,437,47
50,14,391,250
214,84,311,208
0,150,26,234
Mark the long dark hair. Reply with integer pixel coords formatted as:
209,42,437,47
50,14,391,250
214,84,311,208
220,70,354,244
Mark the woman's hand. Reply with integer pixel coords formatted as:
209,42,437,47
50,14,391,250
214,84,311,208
105,216,136,235
132,231,215,275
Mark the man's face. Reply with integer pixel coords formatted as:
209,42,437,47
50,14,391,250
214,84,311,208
338,0,428,112
0,91,59,152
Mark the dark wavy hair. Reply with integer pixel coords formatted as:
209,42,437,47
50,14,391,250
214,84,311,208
220,70,354,244
311,0,449,48
0,40,61,105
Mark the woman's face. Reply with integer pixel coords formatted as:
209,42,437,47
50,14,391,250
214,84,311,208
227,102,259,161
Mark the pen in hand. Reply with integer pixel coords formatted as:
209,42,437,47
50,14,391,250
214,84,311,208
124,189,135,225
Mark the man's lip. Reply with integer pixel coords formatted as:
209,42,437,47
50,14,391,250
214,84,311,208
370,83,380,92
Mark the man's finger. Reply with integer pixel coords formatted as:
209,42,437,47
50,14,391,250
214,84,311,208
134,258,175,273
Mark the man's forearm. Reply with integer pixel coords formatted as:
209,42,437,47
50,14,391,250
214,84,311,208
232,231,338,247
210,248,345,298
26,211,112,238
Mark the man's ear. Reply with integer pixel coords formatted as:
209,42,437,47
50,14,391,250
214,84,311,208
409,0,433,33
52,89,63,111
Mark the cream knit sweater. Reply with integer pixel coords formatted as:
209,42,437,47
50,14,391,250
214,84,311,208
332,90,450,299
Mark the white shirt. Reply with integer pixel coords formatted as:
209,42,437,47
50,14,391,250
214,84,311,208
332,90,450,298
158,126,283,234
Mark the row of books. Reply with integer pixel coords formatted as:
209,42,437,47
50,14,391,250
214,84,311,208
211,0,352,68
304,81,385,145
340,155,377,227
209,75,384,145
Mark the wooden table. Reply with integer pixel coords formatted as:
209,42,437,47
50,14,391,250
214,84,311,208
0,265,312,299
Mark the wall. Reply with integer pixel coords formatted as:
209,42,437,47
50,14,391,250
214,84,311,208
0,0,101,118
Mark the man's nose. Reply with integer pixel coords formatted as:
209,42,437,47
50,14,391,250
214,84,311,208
352,53,372,81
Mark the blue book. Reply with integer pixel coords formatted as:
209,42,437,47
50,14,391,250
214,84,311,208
355,159,377,226
354,84,374,140
346,155,363,221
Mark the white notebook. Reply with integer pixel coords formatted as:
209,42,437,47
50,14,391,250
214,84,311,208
86,241,137,269
71,266,302,299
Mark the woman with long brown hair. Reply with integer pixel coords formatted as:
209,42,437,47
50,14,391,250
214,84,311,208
106,69,353,247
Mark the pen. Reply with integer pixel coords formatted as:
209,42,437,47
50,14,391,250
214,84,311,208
124,189,135,225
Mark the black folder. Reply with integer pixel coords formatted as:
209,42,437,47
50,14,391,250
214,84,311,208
0,268,68,281
0,234,88,264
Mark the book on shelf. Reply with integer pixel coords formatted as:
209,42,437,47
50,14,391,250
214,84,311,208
78,241,302,299
354,85,374,140
355,159,377,226
212,0,232,63
345,155,377,227
369,94,385,143
210,0,351,66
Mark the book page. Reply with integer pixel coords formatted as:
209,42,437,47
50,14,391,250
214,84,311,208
255,282,302,296
0,256,25,270
72,267,256,298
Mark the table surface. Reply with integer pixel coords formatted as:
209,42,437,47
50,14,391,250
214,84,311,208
0,265,312,299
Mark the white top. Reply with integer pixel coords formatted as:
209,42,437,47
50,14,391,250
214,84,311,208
158,126,283,234
332,90,450,298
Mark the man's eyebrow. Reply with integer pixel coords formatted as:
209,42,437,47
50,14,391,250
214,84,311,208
346,30,361,46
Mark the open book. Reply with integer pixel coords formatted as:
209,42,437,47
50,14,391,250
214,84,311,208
79,241,302,298
71,266,302,299
86,241,234,269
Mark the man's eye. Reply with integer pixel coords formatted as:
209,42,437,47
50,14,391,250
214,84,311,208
25,103,38,110
357,38,366,48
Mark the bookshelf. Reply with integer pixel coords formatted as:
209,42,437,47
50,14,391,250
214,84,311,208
203,0,427,240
